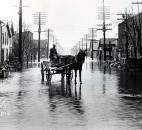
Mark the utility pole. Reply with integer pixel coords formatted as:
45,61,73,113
53,35,54,45
109,41,111,60
47,29,50,59
15,0,28,70
91,28,94,60
19,0,23,70
132,0,142,14
79,41,80,50
33,12,47,62
86,34,88,51
38,12,41,62
97,0,111,61
97,24,112,61
88,28,97,60
102,0,106,61
82,38,83,50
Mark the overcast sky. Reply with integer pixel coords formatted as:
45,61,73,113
0,0,141,49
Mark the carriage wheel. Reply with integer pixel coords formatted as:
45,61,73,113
46,69,52,81
46,73,52,81
61,73,65,80
66,70,73,80
70,70,73,80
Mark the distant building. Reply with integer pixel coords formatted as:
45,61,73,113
111,39,119,61
71,41,90,55
97,38,118,61
89,40,99,59
33,40,47,59
1,22,13,63
33,40,64,60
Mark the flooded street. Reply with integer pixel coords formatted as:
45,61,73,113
0,60,142,130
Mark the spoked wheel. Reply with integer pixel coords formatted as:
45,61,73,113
66,69,73,81
46,69,52,81
61,73,65,80
70,70,73,80
46,73,52,81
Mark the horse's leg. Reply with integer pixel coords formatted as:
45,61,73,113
79,65,82,83
41,63,44,81
79,69,82,83
75,69,77,84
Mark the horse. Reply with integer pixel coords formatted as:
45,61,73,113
74,50,86,83
59,50,86,83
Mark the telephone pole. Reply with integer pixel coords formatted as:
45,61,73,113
86,34,88,51
14,0,28,70
33,12,47,62
82,38,84,50
97,0,111,61
89,28,97,60
79,41,80,50
38,12,41,62
47,29,50,59
132,0,142,12
53,35,55,45
91,28,94,60
103,0,106,61
19,0,23,70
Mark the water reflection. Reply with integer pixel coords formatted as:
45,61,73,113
102,74,106,94
2,60,142,130
15,91,25,121
90,61,111,74
89,61,142,97
115,92,142,130
48,79,84,115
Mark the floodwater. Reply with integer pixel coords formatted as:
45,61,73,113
0,59,142,130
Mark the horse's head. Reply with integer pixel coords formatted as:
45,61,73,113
76,50,86,63
79,50,87,56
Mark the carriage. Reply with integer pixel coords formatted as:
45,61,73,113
41,50,86,83
41,56,74,82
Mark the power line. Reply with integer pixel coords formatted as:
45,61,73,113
33,12,47,62
97,0,112,61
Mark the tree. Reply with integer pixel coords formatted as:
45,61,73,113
123,10,142,59
22,30,34,66
12,25,34,67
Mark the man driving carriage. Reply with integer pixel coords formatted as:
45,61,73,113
49,44,59,63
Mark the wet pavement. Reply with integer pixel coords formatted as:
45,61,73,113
0,59,142,130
